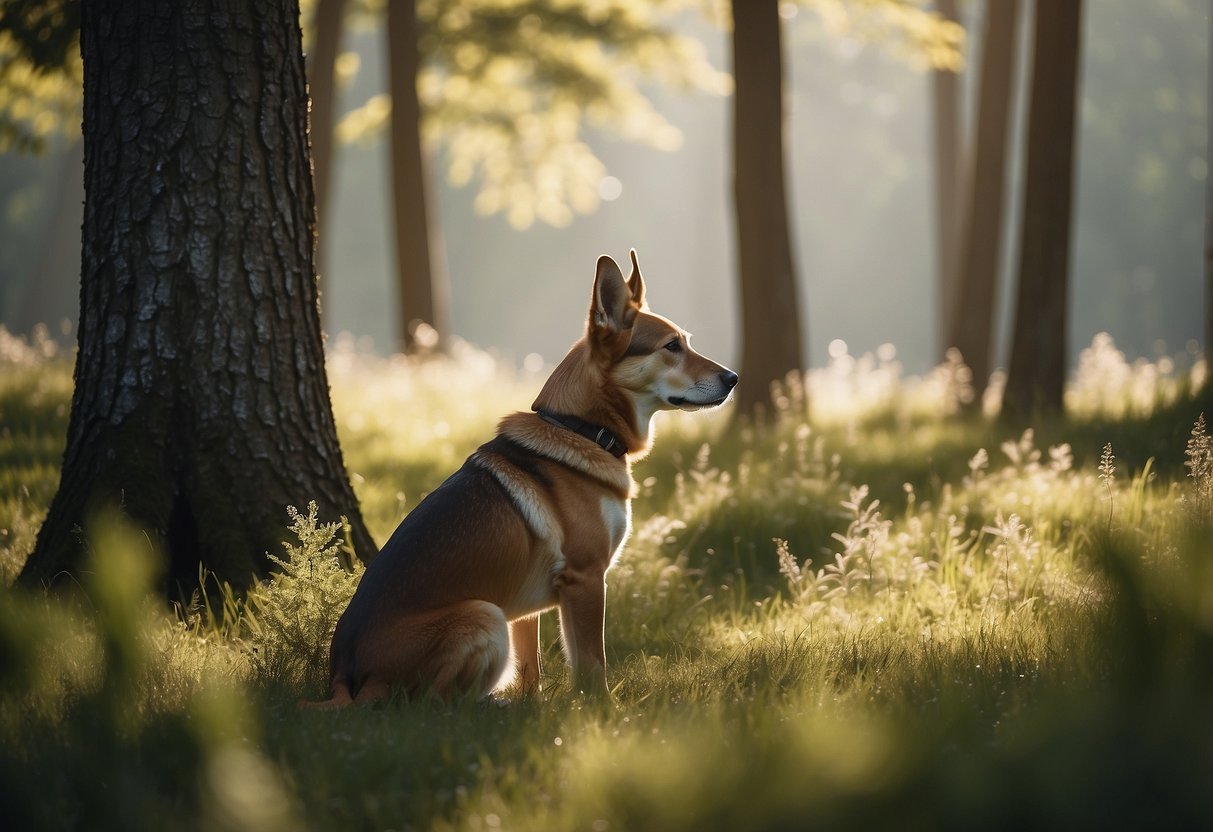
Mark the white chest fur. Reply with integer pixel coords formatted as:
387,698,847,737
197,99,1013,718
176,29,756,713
602,496,632,567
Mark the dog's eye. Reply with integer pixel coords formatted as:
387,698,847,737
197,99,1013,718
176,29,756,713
664,339,683,353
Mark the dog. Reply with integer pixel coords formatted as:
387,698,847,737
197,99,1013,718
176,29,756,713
313,251,737,705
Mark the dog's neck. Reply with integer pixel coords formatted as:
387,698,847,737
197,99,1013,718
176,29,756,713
530,341,654,457
495,412,634,497
535,409,627,458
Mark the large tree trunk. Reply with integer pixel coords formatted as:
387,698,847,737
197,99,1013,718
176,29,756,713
1003,0,1084,421
947,0,1021,404
932,0,962,358
307,0,347,303
386,0,450,354
731,0,804,418
20,0,376,596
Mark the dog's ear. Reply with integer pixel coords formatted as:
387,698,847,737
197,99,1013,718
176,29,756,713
627,249,646,310
589,254,642,348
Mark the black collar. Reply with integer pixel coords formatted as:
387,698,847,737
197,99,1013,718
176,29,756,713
535,409,628,458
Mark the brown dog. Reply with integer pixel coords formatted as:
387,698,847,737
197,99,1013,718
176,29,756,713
314,251,737,704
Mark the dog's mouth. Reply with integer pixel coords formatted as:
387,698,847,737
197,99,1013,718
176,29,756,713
668,395,729,409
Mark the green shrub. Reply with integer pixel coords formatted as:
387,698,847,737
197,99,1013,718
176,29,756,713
244,502,363,694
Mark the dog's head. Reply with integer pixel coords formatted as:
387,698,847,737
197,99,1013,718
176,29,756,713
532,251,738,455
588,251,738,415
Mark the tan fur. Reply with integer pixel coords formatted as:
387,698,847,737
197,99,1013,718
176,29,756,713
308,251,737,705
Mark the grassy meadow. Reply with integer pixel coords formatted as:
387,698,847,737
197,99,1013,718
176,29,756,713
1,328,1212,830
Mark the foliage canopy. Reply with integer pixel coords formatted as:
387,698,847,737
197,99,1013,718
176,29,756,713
0,0,961,225
0,0,80,152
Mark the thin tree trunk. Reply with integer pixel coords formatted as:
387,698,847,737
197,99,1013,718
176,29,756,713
731,0,804,418
308,0,347,303
1003,0,1084,422
948,0,1020,404
1206,0,1213,373
20,0,376,596
933,0,962,358
18,139,83,335
386,0,450,353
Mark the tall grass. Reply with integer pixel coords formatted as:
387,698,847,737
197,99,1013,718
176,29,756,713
0,328,1210,830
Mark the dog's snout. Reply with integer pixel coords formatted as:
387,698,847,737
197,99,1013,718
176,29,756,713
719,370,739,390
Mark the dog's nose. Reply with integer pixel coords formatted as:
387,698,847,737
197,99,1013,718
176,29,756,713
719,370,739,390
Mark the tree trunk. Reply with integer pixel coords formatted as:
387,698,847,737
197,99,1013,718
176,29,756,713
307,0,347,303
1003,0,1084,422
932,0,962,358
386,0,450,354
731,0,804,418
947,0,1021,403
1206,0,1213,373
20,0,376,596
18,139,83,336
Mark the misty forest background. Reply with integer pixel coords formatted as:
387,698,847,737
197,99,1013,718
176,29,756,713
2,0,1206,376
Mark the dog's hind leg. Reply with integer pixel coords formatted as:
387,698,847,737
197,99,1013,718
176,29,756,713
426,601,512,698
359,600,512,701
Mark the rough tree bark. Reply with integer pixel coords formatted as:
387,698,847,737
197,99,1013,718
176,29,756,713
1003,0,1084,421
932,0,961,358
731,0,804,418
19,0,376,595
947,0,1021,404
387,0,450,353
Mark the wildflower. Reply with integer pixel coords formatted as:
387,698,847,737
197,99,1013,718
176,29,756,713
1098,443,1115,488
775,538,802,588
967,448,989,484
1098,443,1116,529
1184,414,1212,516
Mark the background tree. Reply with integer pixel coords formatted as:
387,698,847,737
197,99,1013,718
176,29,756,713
1003,0,1085,421
1206,0,1213,373
947,0,1020,406
387,0,449,353
0,1,82,332
307,0,349,299
727,0,961,418
17,137,79,333
931,0,962,358
19,0,376,595
332,0,728,350
731,0,803,418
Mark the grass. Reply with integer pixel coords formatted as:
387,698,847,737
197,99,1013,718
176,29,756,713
0,330,1211,830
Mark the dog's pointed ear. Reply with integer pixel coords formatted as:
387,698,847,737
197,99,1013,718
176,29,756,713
589,254,641,344
627,249,646,310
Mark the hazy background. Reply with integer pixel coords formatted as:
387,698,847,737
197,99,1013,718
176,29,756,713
0,0,1206,374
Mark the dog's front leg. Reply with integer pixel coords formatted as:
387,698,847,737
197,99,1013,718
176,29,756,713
555,567,608,694
510,616,541,693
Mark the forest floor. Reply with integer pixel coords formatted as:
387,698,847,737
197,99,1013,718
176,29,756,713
1,330,1211,831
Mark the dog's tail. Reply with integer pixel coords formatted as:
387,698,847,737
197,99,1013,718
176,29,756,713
298,631,359,710
297,678,354,710
297,609,363,709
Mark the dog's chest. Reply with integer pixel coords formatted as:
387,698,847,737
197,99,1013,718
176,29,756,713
602,495,631,565
505,492,631,619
